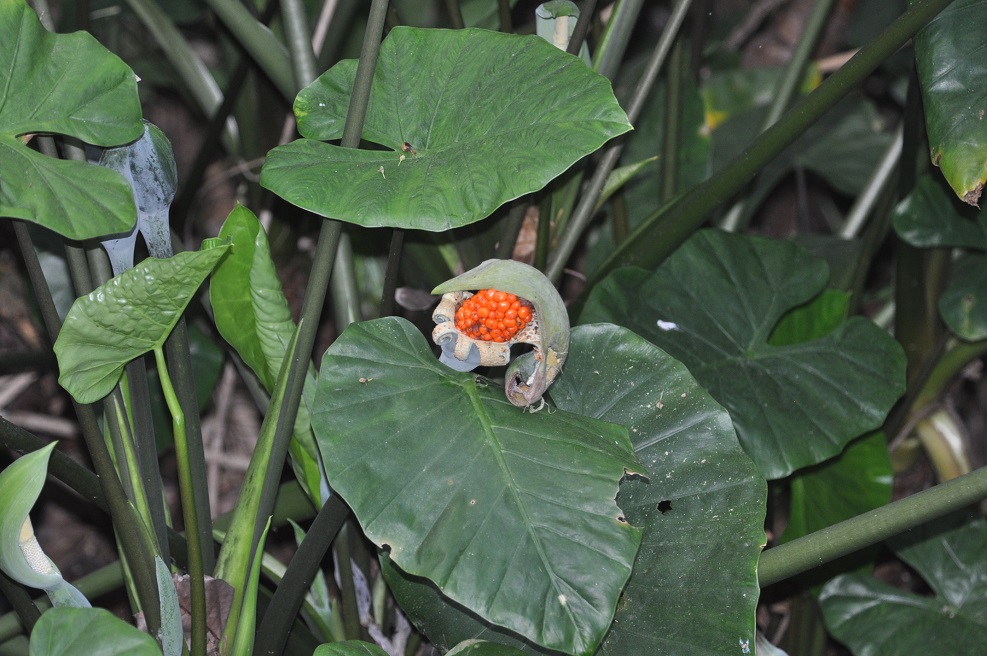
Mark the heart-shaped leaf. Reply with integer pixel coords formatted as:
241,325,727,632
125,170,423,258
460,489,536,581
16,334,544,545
913,0,987,205
261,27,630,231
551,325,766,655
0,0,142,239
820,517,987,654
580,229,906,479
54,246,230,405
380,325,765,655
312,317,643,655
29,607,160,656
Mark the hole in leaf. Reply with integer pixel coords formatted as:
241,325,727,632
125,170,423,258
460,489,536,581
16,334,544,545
657,500,672,515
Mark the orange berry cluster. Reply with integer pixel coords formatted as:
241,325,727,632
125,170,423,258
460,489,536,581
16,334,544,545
455,289,534,342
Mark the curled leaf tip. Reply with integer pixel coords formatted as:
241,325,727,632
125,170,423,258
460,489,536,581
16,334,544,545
431,259,569,407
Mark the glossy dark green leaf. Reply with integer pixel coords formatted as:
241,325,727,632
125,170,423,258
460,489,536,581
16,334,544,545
382,325,765,655
892,176,986,249
28,607,160,656
0,0,141,239
261,27,630,231
552,325,766,655
54,246,230,405
312,318,643,655
820,518,987,655
208,205,325,504
581,229,906,479
940,254,987,341
912,0,987,205
772,292,892,568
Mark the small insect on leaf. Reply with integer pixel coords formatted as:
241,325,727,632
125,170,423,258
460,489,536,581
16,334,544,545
359,377,374,384
401,142,416,154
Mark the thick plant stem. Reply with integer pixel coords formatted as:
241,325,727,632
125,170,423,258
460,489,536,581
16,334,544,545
567,0,598,56
12,222,161,633
758,465,987,587
582,0,957,295
255,495,348,656
0,571,40,633
546,0,692,284
154,347,206,656
379,229,406,318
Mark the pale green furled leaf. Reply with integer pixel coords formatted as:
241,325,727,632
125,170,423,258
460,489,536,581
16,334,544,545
28,607,159,656
313,317,643,656
261,27,630,231
581,229,906,479
54,246,230,405
0,443,65,592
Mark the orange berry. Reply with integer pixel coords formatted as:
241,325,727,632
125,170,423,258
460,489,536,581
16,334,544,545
452,289,534,342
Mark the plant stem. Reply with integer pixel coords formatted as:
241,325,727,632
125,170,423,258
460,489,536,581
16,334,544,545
255,495,349,656
592,0,645,80
720,0,835,232
0,571,40,633
153,346,206,656
758,465,987,587
204,0,295,102
444,0,465,29
567,0,598,56
379,229,406,317
546,0,692,285
580,0,957,296
12,222,162,633
124,0,238,148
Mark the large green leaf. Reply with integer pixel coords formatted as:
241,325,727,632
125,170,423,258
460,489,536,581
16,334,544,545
820,517,987,654
54,246,230,405
892,176,986,249
261,27,630,231
0,0,142,239
311,318,643,656
209,205,325,505
912,0,987,205
381,325,765,655
28,607,160,656
939,254,987,341
580,229,906,480
552,325,765,655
